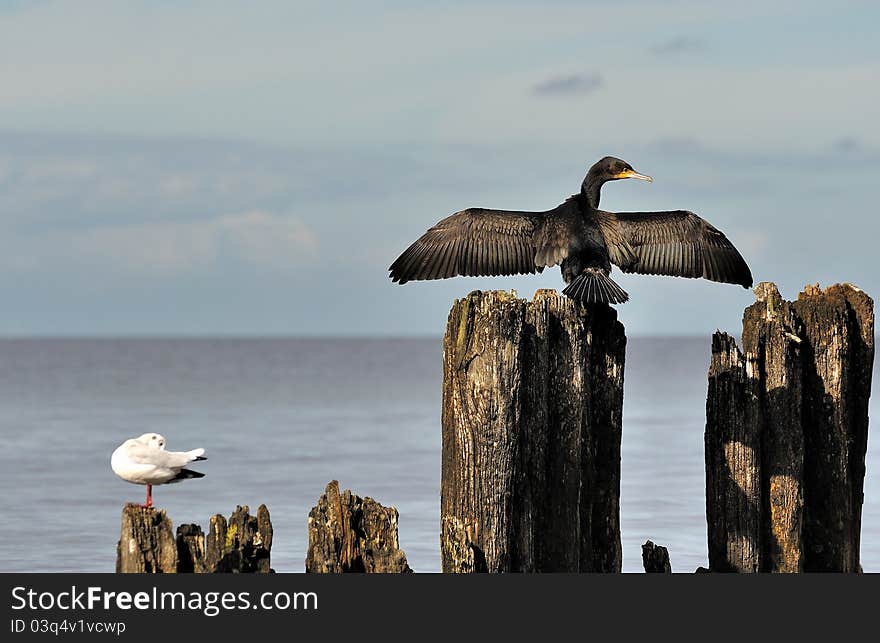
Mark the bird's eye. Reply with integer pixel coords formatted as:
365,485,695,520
151,435,156,440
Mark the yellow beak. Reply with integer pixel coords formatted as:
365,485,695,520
616,169,653,182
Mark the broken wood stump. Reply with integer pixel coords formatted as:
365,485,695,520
116,503,178,573
176,524,208,573
706,282,873,572
306,480,412,573
441,289,626,572
116,504,273,573
642,540,672,573
206,505,273,573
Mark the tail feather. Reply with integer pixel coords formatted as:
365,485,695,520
172,468,205,482
562,269,629,305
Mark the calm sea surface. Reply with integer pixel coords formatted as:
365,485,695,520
0,337,876,573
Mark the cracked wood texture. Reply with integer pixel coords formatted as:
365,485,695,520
116,504,178,573
642,540,672,573
441,289,626,572
176,524,208,573
117,504,273,573
706,282,873,572
205,505,273,573
305,480,412,573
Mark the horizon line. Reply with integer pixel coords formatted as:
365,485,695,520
0,333,723,341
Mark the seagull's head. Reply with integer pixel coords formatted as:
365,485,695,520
137,432,167,450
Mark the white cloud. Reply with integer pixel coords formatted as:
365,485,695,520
58,211,317,275
18,157,100,181
216,210,318,268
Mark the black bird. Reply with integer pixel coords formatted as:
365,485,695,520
388,156,753,304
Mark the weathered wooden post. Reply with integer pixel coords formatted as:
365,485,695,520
705,333,763,572
116,504,178,573
116,504,274,573
705,282,873,572
642,540,672,573
205,505,273,573
305,480,412,573
440,289,626,573
176,524,208,573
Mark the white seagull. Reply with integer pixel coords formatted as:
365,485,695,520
111,433,207,507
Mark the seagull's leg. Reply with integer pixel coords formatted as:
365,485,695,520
145,484,152,508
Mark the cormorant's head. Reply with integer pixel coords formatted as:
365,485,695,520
581,156,653,207
590,156,653,184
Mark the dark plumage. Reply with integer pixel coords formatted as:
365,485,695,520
388,156,753,304
171,468,206,482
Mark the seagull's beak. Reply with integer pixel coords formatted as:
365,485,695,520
616,169,653,182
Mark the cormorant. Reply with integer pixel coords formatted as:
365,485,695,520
388,156,753,304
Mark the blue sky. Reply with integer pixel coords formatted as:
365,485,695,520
1,0,878,335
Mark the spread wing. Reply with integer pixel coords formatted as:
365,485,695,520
603,210,753,287
389,207,570,283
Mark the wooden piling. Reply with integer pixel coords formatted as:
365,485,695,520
705,333,763,572
116,504,273,573
642,540,672,573
440,290,626,572
176,524,208,573
705,282,873,572
116,504,178,573
305,480,412,573
205,505,273,573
